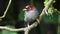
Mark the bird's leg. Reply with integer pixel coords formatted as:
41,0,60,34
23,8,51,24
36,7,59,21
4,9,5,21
36,19,40,24
27,22,30,27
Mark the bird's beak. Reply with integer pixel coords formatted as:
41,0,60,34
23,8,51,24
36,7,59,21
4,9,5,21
23,8,27,11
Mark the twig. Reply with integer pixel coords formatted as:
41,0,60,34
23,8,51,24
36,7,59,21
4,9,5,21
40,0,53,19
0,0,12,19
0,22,38,32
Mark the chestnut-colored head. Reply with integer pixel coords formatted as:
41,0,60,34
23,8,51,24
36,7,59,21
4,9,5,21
23,5,35,11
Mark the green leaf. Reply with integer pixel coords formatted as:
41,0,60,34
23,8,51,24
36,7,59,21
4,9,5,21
44,0,49,6
48,6,54,15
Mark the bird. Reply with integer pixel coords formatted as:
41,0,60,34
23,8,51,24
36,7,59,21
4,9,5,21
23,5,39,27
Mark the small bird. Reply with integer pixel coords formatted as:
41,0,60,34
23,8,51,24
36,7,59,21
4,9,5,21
23,5,39,27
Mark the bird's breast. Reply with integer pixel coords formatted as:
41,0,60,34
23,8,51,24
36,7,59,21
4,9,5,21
24,10,39,22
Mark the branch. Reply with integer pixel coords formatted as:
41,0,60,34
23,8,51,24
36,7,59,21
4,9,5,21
0,0,12,19
0,22,38,31
40,0,54,19
0,26,25,31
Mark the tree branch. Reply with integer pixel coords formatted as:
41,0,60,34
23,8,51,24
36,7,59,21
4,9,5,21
0,0,12,19
40,0,54,19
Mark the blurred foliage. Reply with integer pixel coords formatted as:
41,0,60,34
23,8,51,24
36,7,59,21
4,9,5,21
18,10,24,21
42,12,58,24
44,0,48,6
58,15,60,24
42,0,58,24
48,6,54,15
40,0,59,34
44,0,54,15
30,0,34,5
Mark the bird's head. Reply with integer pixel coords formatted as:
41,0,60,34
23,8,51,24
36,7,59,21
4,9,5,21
23,5,35,12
